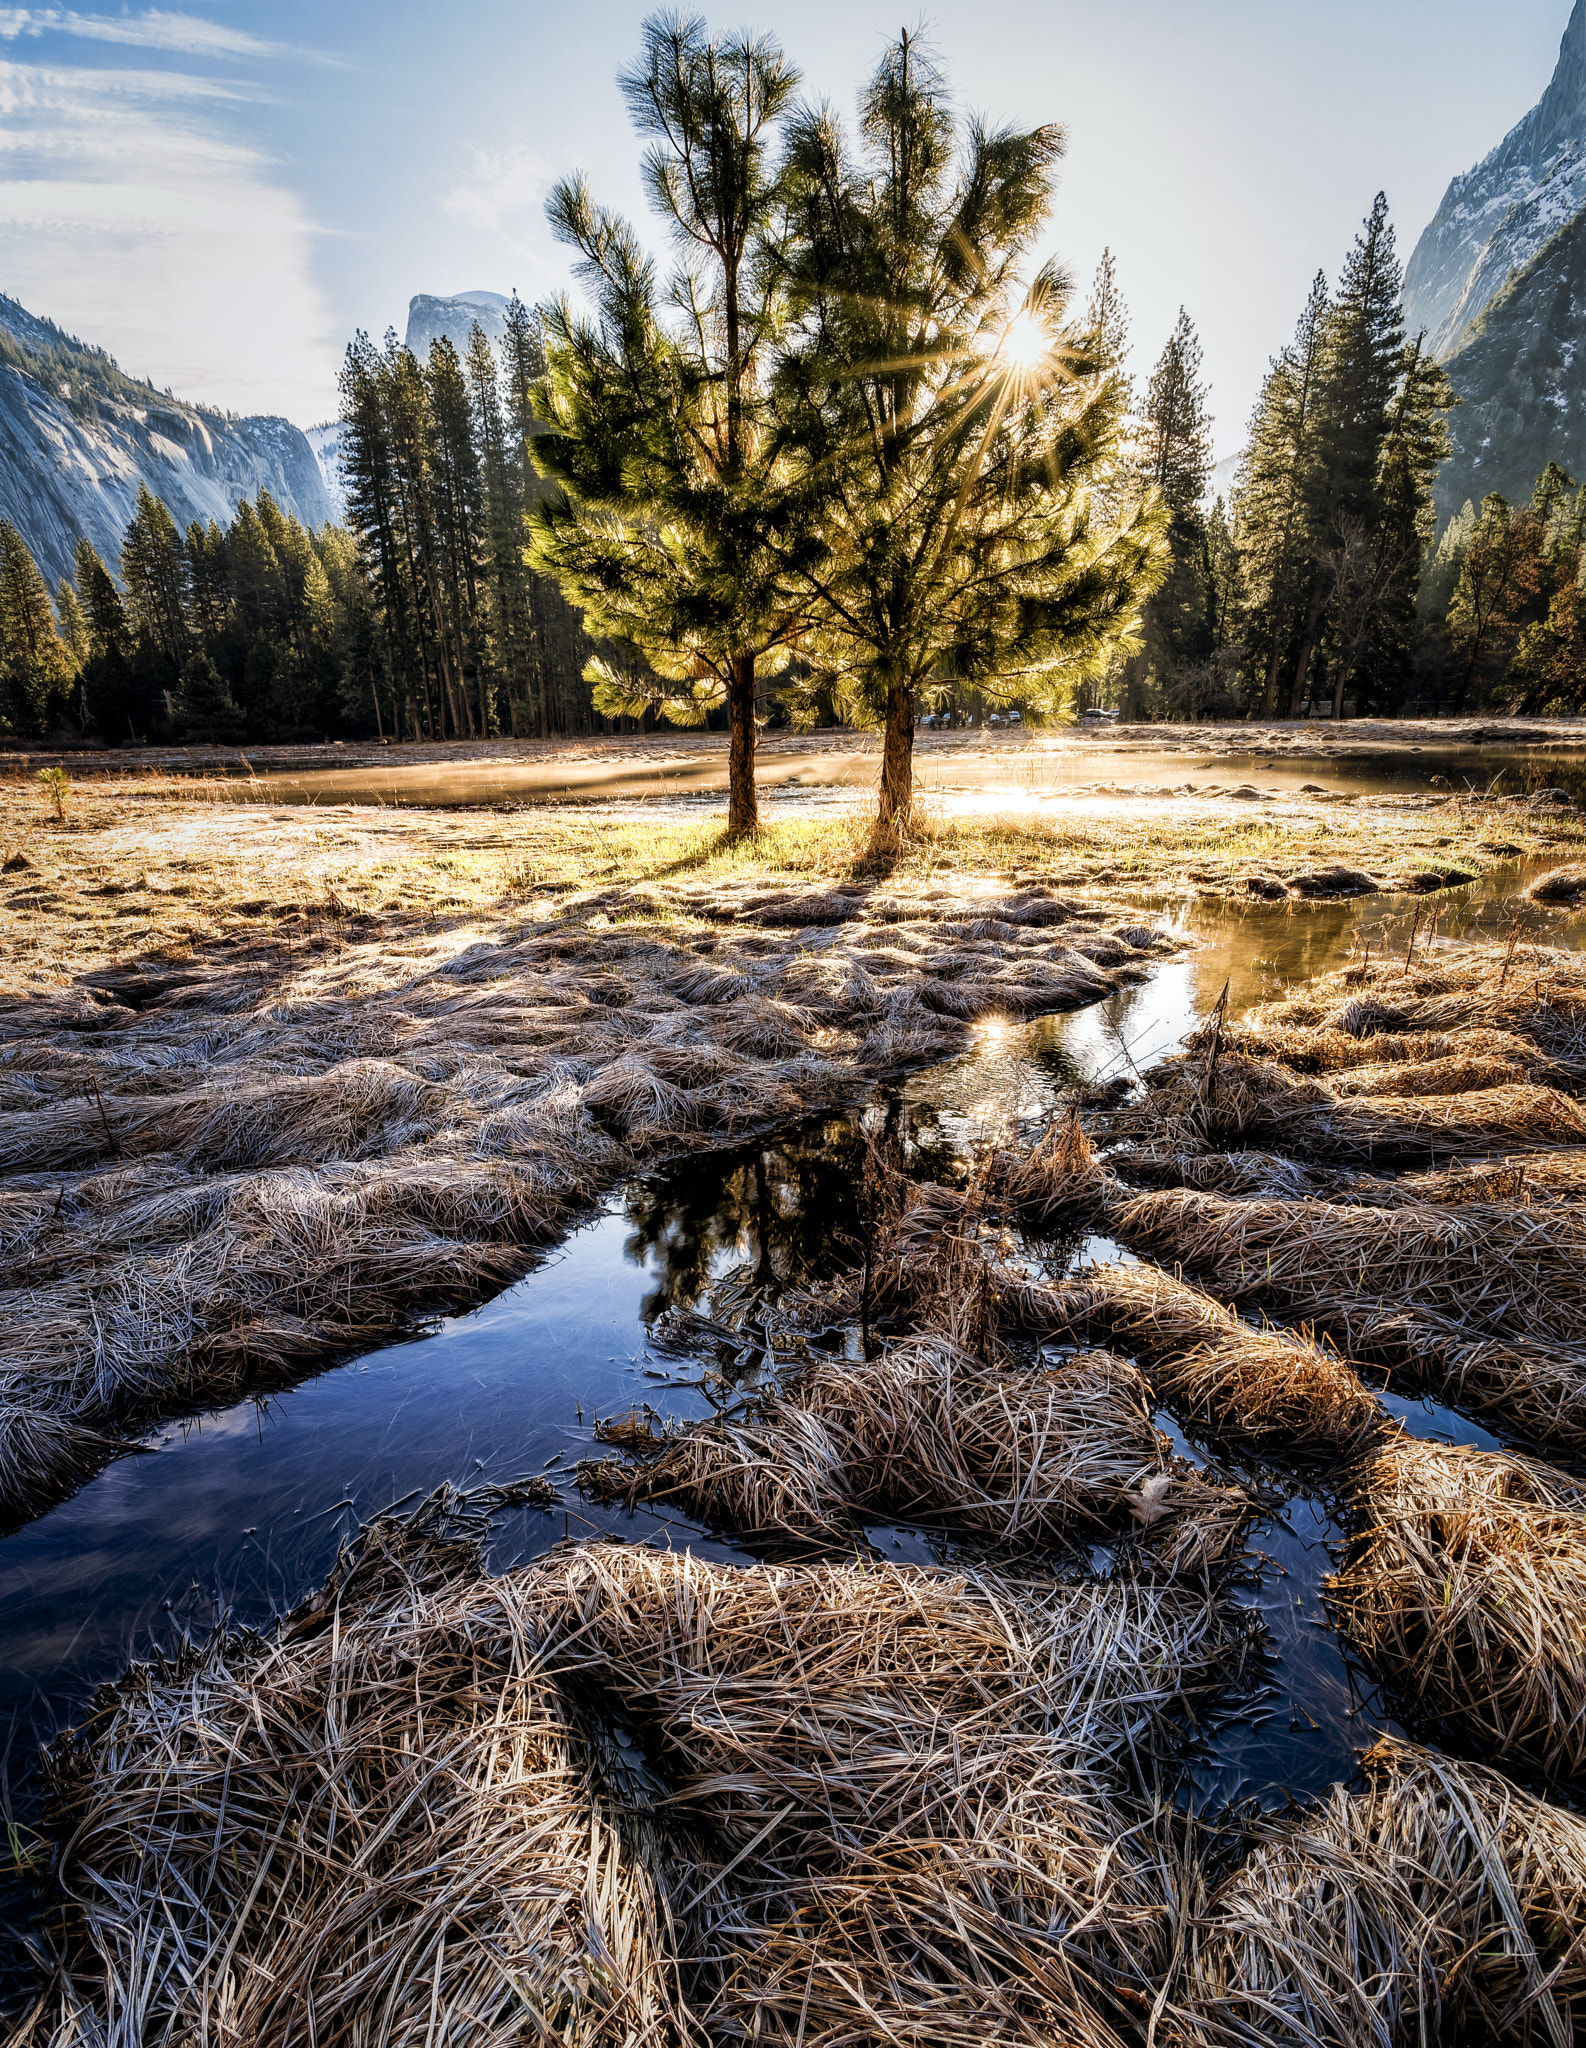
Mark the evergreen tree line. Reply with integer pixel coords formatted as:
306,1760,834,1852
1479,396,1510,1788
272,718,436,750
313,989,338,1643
1415,463,1586,715
0,314,614,747
1102,194,1460,721
336,304,605,741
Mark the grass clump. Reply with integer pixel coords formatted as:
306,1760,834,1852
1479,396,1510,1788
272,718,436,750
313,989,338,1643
1170,1737,1586,2046
1327,1436,1586,1781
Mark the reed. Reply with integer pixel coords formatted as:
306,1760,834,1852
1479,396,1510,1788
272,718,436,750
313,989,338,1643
1015,1262,1384,1458
1171,1737,1586,2047
1327,1437,1586,1781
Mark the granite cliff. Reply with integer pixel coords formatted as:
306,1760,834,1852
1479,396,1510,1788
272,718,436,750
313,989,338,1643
0,296,332,589
1406,2,1586,518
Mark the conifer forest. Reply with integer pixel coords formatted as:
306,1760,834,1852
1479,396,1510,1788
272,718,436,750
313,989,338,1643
5,25,1583,760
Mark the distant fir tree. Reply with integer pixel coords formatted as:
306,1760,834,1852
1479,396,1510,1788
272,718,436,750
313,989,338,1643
1445,493,1545,702
1082,249,1135,525
467,318,535,736
773,30,1164,821
120,485,190,671
1117,308,1216,712
1285,193,1405,713
172,649,245,745
0,521,72,734
528,12,802,832
1329,331,1455,715
426,334,490,736
1235,270,1329,715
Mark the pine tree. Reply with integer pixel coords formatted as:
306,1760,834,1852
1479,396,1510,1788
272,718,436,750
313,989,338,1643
773,31,1164,818
426,335,488,736
0,521,72,735
1082,250,1135,525
120,484,190,668
1286,193,1404,712
466,321,532,735
1446,493,1544,704
1331,332,1455,713
74,538,131,662
1122,309,1215,707
528,12,802,831
1235,270,1328,715
185,520,231,637
172,649,245,744
1137,309,1212,517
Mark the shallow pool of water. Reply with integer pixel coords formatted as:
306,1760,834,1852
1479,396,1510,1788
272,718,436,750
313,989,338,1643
220,734,1586,817
3,866,1583,2006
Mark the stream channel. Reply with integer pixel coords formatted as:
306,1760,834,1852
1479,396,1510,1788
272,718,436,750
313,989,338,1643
3,858,1586,2006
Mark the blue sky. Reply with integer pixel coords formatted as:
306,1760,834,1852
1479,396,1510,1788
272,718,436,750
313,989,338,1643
0,1,1572,446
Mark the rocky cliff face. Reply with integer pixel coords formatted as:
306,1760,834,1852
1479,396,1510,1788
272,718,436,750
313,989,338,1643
404,291,509,358
0,296,332,589
1406,2,1586,518
1406,0,1586,354
1432,207,1586,520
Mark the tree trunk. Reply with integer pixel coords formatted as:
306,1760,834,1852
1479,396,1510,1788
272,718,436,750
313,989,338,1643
727,653,758,835
877,671,915,829
1287,575,1328,717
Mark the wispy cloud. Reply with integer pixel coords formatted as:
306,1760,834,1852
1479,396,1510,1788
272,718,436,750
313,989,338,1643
0,9,336,65
444,138,551,237
0,55,338,417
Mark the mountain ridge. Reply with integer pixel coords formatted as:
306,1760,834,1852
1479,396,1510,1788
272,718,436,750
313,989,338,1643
0,296,332,589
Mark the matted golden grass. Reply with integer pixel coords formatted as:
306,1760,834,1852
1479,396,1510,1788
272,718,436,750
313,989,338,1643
1100,1183,1586,1461
0,855,1173,1527
24,1493,698,2048
28,1487,1586,2048
1016,1261,1384,1459
26,1490,1248,2048
1168,1737,1586,2047
1327,1437,1586,1782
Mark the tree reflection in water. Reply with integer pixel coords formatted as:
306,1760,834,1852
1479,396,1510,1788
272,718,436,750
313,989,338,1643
620,1099,967,1325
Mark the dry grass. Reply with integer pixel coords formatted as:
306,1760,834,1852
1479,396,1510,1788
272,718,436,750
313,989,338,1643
1327,1437,1586,1782
1018,1261,1383,1459
1103,1183,1586,1460
26,1472,1586,2047
1109,1181,1586,1350
526,1540,1241,2045
1105,1049,1586,1163
1235,941,1586,1085
23,1492,700,2048
1169,1737,1586,2047
0,846,1174,1526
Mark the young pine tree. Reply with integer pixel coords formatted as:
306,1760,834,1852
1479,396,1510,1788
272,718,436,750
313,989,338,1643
775,31,1165,821
528,12,802,832
0,522,73,735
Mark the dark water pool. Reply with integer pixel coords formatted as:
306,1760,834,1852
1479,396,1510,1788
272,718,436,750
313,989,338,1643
1,868,1579,2007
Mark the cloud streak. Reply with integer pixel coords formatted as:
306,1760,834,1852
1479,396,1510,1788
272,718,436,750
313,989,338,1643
0,54,338,418
0,8,336,65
